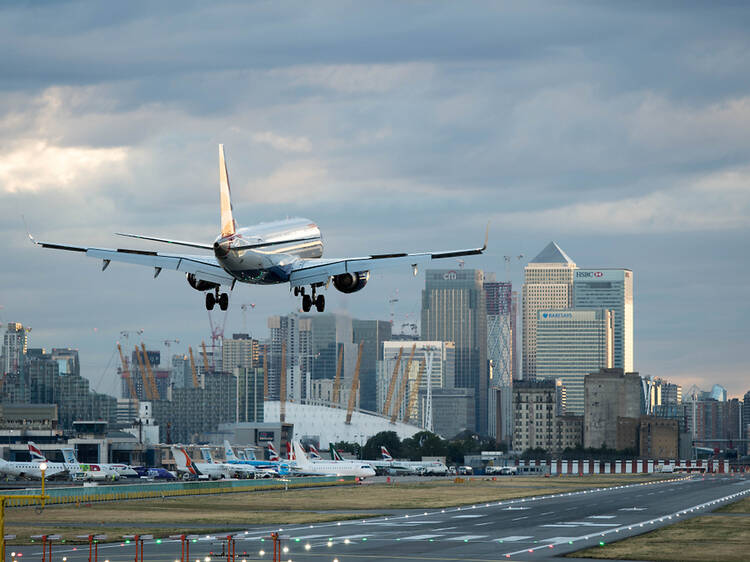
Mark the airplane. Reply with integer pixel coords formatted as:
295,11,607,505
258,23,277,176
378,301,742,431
222,440,283,477
30,145,487,312
286,442,296,461
199,447,257,479
292,441,375,479
329,443,344,461
171,446,230,480
29,443,137,481
366,446,449,475
0,457,67,480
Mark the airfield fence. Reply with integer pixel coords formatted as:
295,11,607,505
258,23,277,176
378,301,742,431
0,476,355,507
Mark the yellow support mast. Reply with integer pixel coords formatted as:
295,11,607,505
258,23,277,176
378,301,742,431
345,342,364,425
391,343,416,423
382,347,402,416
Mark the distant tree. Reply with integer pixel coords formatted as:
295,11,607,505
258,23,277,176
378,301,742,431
332,441,361,458
362,431,401,460
521,447,549,460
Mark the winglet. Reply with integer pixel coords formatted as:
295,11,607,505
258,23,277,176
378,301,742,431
219,144,237,237
482,221,490,252
22,215,38,245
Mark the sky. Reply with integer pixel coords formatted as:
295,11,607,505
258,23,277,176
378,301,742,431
0,1,748,399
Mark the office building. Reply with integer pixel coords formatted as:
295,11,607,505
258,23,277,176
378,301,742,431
554,415,584,452
222,333,259,371
522,243,577,380
234,367,264,423
573,269,633,373
536,309,614,415
485,280,514,441
512,380,557,452
352,319,391,412
744,390,750,455
584,368,642,449
2,322,29,375
421,269,487,433
430,388,475,438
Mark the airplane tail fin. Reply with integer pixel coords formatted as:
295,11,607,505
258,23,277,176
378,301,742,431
267,443,280,461
28,442,47,463
200,447,214,463
244,448,257,461
172,447,199,476
286,441,295,461
219,144,236,237
308,444,322,460
329,443,343,461
381,446,393,462
223,440,237,462
293,441,308,465
61,447,81,470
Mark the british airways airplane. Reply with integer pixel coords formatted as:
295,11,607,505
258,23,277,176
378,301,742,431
31,145,486,312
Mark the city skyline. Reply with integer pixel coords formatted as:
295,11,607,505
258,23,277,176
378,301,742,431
1,3,748,399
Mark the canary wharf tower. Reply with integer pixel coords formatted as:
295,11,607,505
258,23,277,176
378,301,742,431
522,242,577,380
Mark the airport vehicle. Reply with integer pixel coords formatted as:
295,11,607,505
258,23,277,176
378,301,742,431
292,441,375,478
171,447,231,480
485,465,517,475
457,466,473,475
30,145,487,312
133,466,177,480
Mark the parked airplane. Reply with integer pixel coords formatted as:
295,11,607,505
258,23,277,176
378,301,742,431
222,441,283,477
0,458,66,480
367,446,449,475
171,447,230,480
28,443,137,481
329,444,344,461
199,447,257,479
267,442,280,462
292,441,375,479
30,145,487,312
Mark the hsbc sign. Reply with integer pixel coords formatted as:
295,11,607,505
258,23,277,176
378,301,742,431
575,269,626,281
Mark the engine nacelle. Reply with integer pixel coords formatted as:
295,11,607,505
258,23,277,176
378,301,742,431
332,271,369,294
186,273,220,292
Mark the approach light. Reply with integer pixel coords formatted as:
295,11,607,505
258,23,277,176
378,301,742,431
282,546,289,553
305,544,311,551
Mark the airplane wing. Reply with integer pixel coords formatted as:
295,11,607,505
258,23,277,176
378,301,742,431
289,231,487,288
29,235,235,287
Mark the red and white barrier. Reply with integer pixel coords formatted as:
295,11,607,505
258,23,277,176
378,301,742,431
527,458,731,475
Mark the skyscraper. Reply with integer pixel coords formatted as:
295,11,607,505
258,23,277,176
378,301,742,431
574,269,633,372
2,322,29,376
484,280,514,441
421,269,487,433
536,309,614,415
522,243,577,380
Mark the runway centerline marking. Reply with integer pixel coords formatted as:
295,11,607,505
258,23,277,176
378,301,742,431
446,534,487,541
497,535,533,542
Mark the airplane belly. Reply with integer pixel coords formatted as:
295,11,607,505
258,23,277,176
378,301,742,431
219,250,294,285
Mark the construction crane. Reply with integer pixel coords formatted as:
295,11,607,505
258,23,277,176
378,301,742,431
133,346,152,400
140,343,160,400
331,345,344,407
345,342,364,425
120,329,144,340
201,341,211,374
117,343,138,401
262,347,268,400
188,346,200,389
388,290,399,327
280,340,287,423
382,348,403,416
403,359,425,424
240,303,256,332
391,343,416,423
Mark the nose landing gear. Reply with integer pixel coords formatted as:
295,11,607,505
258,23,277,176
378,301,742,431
205,288,229,311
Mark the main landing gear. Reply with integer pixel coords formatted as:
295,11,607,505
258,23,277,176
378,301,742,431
294,285,325,312
205,288,229,311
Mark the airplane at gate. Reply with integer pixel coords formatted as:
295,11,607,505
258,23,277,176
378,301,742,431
30,145,486,312
171,447,230,480
292,441,375,479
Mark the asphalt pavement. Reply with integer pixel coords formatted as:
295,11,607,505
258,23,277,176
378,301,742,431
7,473,750,562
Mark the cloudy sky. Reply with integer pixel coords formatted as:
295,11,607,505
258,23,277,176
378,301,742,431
1,2,748,399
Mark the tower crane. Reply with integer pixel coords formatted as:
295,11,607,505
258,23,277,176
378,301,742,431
240,303,256,332
117,343,138,401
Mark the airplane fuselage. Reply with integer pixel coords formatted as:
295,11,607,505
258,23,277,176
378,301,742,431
214,218,322,285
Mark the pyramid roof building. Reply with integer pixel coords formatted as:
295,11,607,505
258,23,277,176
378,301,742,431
529,241,576,265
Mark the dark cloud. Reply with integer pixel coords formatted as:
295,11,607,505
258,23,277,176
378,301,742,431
1,2,749,397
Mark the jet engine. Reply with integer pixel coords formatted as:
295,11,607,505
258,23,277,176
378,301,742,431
332,271,369,294
186,273,220,292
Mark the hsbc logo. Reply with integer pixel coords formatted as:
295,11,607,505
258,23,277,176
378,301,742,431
443,271,457,280
576,271,604,278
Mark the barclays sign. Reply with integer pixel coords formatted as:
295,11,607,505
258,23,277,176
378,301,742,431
541,312,573,319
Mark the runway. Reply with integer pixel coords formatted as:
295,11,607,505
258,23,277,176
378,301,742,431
8,474,750,561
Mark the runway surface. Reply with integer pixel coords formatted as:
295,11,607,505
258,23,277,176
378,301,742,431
8,474,750,561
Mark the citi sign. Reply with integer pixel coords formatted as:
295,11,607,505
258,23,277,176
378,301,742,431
576,271,604,278
443,271,458,280
542,312,573,319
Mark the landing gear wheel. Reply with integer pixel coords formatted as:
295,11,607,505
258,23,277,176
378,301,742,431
293,286,300,297
219,292,229,311
315,294,325,312
302,294,312,312
205,292,216,311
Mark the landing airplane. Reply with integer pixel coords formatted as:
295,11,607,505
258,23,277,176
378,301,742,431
30,145,487,312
